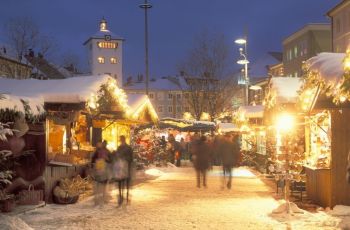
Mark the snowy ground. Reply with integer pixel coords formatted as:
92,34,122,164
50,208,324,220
4,167,350,230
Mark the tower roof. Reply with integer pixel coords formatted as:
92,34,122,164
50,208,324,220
83,18,124,45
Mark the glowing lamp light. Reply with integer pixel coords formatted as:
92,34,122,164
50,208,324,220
235,38,247,45
237,59,250,65
276,113,294,132
344,49,350,71
200,112,210,121
340,95,347,103
183,112,193,120
249,85,262,90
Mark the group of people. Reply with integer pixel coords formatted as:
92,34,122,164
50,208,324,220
191,133,240,189
91,135,133,207
90,132,240,207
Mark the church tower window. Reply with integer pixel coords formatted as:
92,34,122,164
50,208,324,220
97,57,105,64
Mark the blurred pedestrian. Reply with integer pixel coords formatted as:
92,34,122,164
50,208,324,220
111,135,133,207
219,134,240,189
192,136,210,188
91,140,110,206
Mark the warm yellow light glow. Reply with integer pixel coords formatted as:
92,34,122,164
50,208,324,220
97,57,105,64
340,95,347,103
110,57,117,63
344,49,350,71
98,42,117,49
200,112,210,121
183,112,193,120
276,113,294,132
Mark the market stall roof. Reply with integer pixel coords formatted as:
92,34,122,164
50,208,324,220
127,93,158,123
270,77,303,103
238,105,264,118
160,118,215,132
306,52,345,85
0,75,112,103
217,123,239,133
0,94,44,116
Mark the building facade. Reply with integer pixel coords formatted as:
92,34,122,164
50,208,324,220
283,24,331,78
327,0,350,52
124,76,190,119
84,18,124,86
0,47,32,79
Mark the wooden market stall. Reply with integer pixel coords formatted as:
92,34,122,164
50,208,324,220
0,75,158,202
300,52,350,207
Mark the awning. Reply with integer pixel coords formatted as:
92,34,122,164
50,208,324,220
238,105,264,118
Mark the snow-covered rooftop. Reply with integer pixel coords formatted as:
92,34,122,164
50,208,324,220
0,94,44,115
0,75,112,103
238,105,264,118
306,52,345,84
270,77,303,103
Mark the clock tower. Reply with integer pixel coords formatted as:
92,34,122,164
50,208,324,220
84,18,124,86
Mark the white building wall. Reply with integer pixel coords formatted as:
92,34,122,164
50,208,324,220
86,39,123,86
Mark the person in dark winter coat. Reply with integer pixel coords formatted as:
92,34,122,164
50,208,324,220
111,135,133,206
192,136,210,188
91,141,110,206
219,134,240,189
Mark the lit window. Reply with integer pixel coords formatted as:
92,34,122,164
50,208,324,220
97,42,117,49
97,57,105,64
110,57,117,64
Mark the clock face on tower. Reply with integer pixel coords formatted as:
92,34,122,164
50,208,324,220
105,35,111,41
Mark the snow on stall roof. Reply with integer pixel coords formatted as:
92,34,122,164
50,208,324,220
0,75,111,103
127,94,148,111
0,94,44,115
238,105,264,118
218,123,239,133
306,52,345,84
270,77,303,103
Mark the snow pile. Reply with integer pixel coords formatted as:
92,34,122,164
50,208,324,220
306,52,345,84
0,75,112,103
144,168,164,177
0,215,33,230
270,77,303,103
329,205,350,216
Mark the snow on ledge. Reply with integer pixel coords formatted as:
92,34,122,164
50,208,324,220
0,94,44,115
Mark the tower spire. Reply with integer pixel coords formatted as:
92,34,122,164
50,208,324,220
100,17,108,32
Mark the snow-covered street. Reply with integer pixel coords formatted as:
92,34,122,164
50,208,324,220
3,167,348,229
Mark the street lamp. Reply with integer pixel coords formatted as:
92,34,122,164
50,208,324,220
235,38,249,105
139,0,152,95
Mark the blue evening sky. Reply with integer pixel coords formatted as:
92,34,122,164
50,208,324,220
0,0,338,79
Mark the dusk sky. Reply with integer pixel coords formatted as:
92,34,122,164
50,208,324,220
0,0,338,79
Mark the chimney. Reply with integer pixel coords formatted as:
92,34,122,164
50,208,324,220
28,49,34,57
